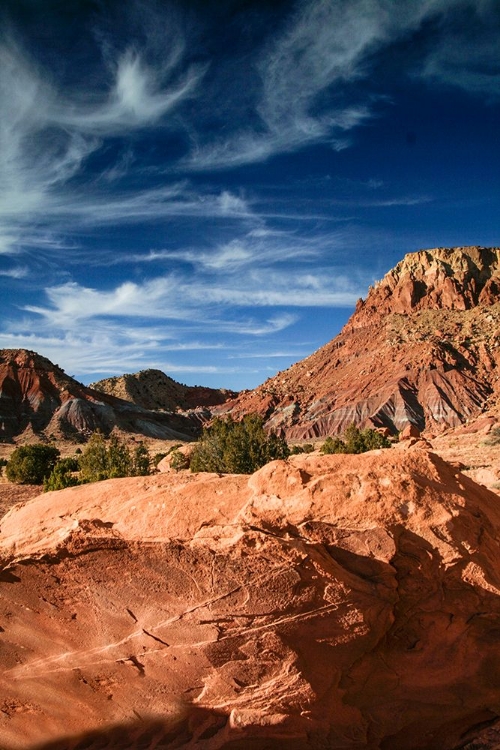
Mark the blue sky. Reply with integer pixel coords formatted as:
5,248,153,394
0,0,499,390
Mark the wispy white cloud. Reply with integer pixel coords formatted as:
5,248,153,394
181,0,431,171
0,19,207,256
182,0,500,172
25,262,362,339
143,227,321,272
0,329,237,379
54,47,206,135
0,266,27,278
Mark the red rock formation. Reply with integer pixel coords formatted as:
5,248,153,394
220,247,500,438
2,449,500,748
0,349,204,442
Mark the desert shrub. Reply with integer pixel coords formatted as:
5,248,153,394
321,436,347,455
170,450,190,471
79,431,109,483
321,425,391,455
0,458,7,476
132,442,150,476
290,443,314,455
44,457,80,492
484,427,500,446
6,444,60,484
79,432,152,483
190,414,289,474
106,434,133,478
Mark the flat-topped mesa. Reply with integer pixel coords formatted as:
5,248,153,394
350,246,500,328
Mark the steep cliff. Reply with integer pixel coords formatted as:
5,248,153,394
221,247,500,437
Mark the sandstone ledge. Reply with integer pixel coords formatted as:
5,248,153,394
2,450,500,749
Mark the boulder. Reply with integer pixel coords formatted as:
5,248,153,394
2,451,500,748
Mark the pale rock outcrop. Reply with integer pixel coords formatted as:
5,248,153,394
2,450,500,748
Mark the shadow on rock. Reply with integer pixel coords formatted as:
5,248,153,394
25,708,313,750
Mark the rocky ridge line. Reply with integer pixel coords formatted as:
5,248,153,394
90,369,236,412
0,349,205,442
219,246,500,438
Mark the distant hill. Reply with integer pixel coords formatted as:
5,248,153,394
90,369,236,412
217,246,500,438
0,350,212,443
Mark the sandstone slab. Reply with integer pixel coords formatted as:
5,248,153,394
2,451,500,748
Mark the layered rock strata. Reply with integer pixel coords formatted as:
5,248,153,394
220,247,500,437
0,350,205,442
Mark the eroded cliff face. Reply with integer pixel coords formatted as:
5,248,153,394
2,449,500,749
352,246,500,323
0,349,204,442
221,247,500,437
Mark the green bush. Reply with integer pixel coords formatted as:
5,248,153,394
132,442,151,476
79,431,110,483
170,449,190,471
44,457,80,492
6,444,60,484
321,436,347,455
190,414,289,474
79,432,151,483
321,425,391,455
289,443,314,455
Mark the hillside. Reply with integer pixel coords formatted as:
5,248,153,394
90,369,236,412
0,350,205,443
220,246,500,438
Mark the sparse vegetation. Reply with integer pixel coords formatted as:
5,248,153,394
321,425,391,455
190,414,289,474
78,432,151,483
133,442,151,476
170,450,190,471
33,433,153,490
290,443,315,455
484,427,500,446
6,444,60,484
44,457,80,492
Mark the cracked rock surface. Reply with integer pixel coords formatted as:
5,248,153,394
2,450,500,748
